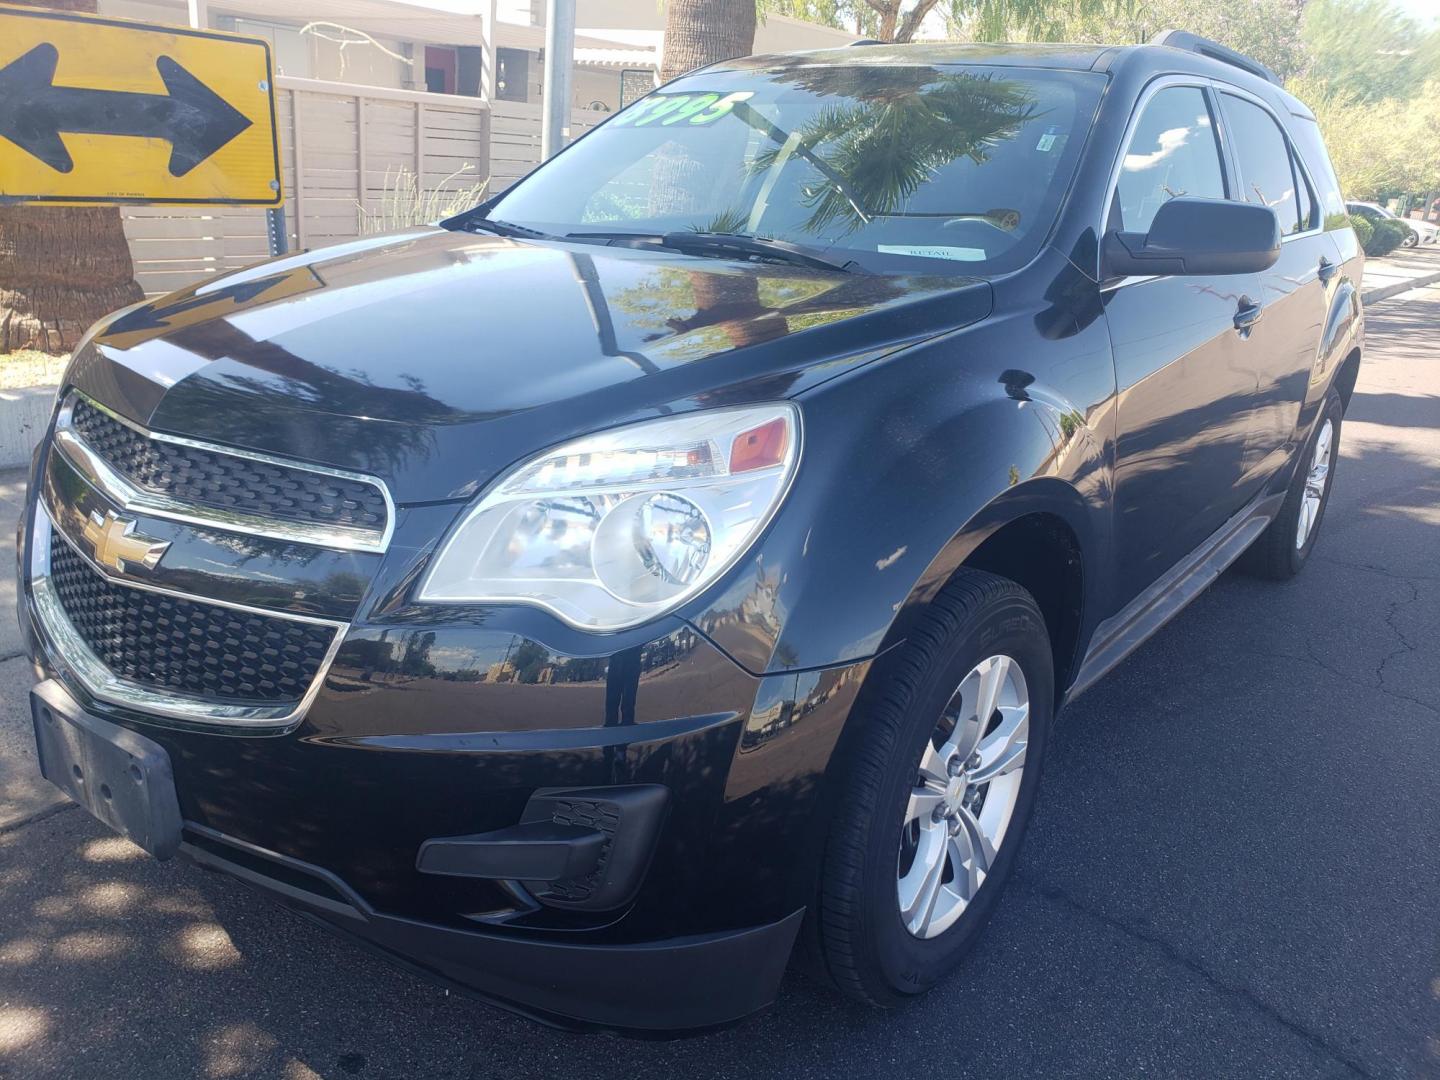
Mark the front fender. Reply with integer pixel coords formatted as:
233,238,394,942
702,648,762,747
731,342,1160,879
683,282,1115,676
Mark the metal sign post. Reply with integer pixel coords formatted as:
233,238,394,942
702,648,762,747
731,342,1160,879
0,4,282,207
540,0,576,160
266,206,288,256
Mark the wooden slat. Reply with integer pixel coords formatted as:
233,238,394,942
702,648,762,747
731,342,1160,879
425,109,487,132
136,269,226,295
128,236,270,256
277,75,488,110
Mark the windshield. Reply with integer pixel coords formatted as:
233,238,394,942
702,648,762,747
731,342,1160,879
484,62,1105,275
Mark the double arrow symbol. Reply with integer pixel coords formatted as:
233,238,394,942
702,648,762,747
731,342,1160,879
0,42,252,176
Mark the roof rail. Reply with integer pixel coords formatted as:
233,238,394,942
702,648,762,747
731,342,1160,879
1149,29,1281,86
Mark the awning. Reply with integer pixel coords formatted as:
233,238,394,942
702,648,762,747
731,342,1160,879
574,46,658,68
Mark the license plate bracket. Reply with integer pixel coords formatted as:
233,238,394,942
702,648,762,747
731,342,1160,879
31,681,182,859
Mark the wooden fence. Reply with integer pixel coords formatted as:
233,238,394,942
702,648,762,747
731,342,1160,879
120,79,604,296
490,99,603,191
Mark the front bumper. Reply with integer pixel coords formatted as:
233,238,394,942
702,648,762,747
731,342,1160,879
22,617,845,1031
181,818,805,1033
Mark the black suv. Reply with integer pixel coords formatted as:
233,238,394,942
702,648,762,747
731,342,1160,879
21,32,1362,1032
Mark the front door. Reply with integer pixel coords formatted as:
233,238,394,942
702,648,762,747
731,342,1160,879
1102,83,1265,605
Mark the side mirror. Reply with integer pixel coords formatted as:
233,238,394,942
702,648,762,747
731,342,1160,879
1103,197,1281,278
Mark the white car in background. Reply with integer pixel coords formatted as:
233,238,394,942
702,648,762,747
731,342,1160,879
1347,200,1439,247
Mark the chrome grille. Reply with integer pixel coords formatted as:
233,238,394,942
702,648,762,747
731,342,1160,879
52,393,393,553
69,397,388,531
48,531,336,705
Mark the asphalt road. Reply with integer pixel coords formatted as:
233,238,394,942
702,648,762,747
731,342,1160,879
2,283,1438,1079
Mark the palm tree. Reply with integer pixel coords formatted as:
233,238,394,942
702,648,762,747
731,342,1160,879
0,0,144,353
661,0,759,81
742,68,1039,236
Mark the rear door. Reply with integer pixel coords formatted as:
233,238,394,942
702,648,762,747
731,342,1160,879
1215,89,1336,491
1296,120,1364,285
1103,81,1266,603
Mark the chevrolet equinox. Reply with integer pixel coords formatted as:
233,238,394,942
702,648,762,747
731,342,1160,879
21,31,1363,1032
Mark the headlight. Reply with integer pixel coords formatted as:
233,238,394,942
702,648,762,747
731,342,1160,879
418,404,801,630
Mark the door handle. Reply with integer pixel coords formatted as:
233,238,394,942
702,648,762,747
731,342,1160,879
1318,257,1338,284
1233,298,1263,334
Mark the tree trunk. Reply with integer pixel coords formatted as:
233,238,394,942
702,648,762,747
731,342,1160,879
660,0,758,82
0,0,143,354
0,209,144,353
681,271,784,352
894,0,942,43
878,5,899,40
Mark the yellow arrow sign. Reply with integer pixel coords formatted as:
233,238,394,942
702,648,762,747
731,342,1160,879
0,5,281,206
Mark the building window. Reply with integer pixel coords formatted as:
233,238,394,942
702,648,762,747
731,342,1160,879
425,45,458,94
496,47,529,102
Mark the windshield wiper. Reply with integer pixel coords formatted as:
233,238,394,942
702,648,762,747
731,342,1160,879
563,230,665,246
464,216,549,239
560,229,857,273
658,232,857,274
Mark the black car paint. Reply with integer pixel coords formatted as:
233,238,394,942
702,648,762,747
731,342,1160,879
19,42,1363,1031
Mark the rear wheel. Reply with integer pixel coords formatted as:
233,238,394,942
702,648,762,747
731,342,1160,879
1240,388,1343,580
814,569,1053,1005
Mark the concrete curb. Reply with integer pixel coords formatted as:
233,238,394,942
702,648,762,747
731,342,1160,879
0,385,55,470
1363,268,1440,306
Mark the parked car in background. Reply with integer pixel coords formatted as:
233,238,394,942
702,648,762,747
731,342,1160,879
21,31,1364,1032
1347,200,1438,246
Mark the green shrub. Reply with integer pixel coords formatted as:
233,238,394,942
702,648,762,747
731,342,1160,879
1364,217,1408,257
1349,213,1374,250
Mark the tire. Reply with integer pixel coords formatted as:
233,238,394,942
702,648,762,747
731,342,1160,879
814,568,1054,1005
1403,231,1418,248
1240,388,1343,580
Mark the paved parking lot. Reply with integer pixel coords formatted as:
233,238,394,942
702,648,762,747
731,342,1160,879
1,282,1438,1079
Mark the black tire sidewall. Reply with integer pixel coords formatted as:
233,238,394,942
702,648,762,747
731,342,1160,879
859,592,1054,1000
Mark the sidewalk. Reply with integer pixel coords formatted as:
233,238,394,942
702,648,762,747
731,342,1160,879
1361,243,1440,304
0,467,57,832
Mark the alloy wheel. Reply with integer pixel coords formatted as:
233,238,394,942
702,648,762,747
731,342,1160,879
1296,418,1333,550
897,654,1029,940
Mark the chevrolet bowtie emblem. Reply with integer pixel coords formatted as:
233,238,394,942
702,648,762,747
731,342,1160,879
82,510,170,573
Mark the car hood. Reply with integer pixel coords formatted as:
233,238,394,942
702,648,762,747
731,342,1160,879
71,227,991,502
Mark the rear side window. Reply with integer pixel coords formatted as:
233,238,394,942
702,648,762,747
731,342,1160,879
1222,94,1301,234
1288,115,1348,230
1293,149,1316,232
1113,85,1225,232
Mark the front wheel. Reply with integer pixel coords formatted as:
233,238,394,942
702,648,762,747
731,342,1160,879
814,569,1053,1005
1403,231,1419,248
